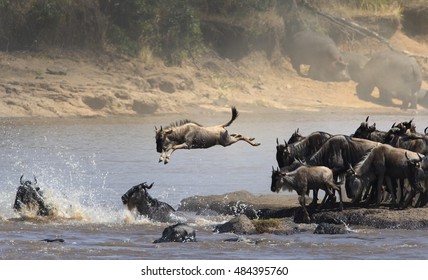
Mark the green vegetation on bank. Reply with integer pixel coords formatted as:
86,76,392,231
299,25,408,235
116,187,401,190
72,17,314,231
0,0,421,64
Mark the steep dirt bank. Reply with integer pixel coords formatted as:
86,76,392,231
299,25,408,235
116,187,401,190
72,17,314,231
0,29,427,118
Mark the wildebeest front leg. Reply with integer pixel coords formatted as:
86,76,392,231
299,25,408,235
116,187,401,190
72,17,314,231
164,143,189,164
298,194,311,223
384,176,398,208
376,173,385,207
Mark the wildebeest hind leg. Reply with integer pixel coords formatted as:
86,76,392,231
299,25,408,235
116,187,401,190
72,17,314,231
231,135,260,146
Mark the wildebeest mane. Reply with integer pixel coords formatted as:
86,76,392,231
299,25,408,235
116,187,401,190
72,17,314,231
289,131,332,160
164,119,202,129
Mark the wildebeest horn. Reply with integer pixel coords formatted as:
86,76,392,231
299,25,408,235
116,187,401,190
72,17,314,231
33,175,37,185
424,127,428,135
20,175,24,185
365,116,369,122
391,122,396,128
141,182,154,189
276,138,279,145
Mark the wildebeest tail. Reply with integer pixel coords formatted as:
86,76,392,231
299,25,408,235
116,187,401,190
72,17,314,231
222,106,239,127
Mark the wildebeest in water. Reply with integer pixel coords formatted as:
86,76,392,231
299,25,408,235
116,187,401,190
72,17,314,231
13,175,53,216
153,223,196,243
155,106,260,164
121,182,176,223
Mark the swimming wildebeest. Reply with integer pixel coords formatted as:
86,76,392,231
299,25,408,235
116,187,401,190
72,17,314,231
353,50,422,109
13,175,52,216
153,223,196,243
155,106,260,164
287,30,349,82
271,166,343,223
121,182,176,222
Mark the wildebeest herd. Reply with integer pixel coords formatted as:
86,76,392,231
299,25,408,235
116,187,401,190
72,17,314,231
10,29,428,242
272,116,428,222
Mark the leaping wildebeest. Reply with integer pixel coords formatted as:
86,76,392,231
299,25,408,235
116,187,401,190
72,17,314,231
155,106,260,164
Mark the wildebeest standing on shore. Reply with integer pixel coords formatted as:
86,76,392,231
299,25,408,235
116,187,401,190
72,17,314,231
286,30,349,82
308,135,379,181
353,50,422,109
347,144,425,208
271,165,343,223
13,175,52,216
121,182,176,223
155,106,260,164
276,131,332,168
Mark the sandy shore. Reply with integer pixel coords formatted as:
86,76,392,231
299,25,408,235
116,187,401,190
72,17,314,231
1,31,427,119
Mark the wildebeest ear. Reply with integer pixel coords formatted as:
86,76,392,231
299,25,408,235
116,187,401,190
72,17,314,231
365,116,369,122
20,175,24,185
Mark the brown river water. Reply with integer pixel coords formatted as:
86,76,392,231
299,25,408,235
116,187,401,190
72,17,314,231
1,109,428,260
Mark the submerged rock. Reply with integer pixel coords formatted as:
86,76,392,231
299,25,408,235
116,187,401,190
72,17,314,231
215,214,256,235
313,223,348,234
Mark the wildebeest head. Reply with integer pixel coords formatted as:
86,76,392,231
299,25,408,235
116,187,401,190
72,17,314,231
271,167,286,193
13,175,51,216
121,182,175,222
406,152,425,187
344,166,360,200
153,223,196,243
276,138,291,168
155,126,173,153
352,116,376,139
288,128,304,144
121,182,154,209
